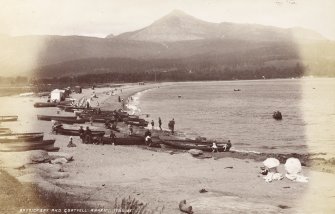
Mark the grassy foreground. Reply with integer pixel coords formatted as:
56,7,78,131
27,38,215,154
0,169,162,214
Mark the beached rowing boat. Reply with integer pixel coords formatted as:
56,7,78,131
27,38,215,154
53,118,87,124
0,132,43,136
0,116,18,122
0,134,44,142
159,136,232,152
125,120,149,127
0,128,11,134
101,135,145,145
34,102,57,108
0,139,59,152
0,132,44,143
54,127,105,136
37,115,77,121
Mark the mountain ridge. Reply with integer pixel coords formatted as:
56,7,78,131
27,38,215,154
0,10,333,78
112,10,326,42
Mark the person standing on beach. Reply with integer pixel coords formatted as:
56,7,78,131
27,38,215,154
158,117,162,130
151,120,154,130
169,118,175,134
85,127,92,144
79,126,85,143
110,130,116,145
118,96,121,102
128,124,133,135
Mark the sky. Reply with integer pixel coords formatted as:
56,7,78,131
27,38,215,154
0,0,335,39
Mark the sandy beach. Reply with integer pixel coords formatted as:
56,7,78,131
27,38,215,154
1,82,335,214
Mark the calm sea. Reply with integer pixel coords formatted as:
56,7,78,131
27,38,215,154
129,78,335,156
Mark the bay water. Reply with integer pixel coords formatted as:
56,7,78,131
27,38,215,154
129,78,335,156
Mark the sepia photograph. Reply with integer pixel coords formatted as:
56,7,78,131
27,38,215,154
0,0,335,213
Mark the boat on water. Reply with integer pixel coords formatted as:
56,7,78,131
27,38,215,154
54,127,105,136
0,116,18,122
37,115,77,121
159,136,232,152
34,102,57,108
0,139,59,152
273,111,283,120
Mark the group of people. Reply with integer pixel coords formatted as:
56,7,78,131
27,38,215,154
79,126,93,144
150,117,175,134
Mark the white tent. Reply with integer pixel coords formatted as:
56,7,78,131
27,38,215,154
50,89,65,102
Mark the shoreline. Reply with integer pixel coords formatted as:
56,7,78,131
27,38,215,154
1,82,335,213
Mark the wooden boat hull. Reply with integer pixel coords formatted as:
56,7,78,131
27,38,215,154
34,102,57,108
0,132,43,137
53,118,87,124
159,136,231,152
101,135,145,145
0,116,18,122
0,140,58,152
55,128,105,136
0,128,11,135
37,115,77,121
0,134,44,142
64,106,88,112
125,120,148,127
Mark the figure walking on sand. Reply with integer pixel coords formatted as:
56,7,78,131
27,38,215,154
128,124,133,135
151,120,154,130
168,118,175,134
158,117,162,130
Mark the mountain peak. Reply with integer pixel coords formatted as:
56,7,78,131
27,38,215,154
166,9,189,17
115,10,325,42
153,9,201,25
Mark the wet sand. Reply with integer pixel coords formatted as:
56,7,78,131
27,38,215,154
1,83,335,213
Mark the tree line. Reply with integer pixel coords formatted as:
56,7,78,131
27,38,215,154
32,64,305,85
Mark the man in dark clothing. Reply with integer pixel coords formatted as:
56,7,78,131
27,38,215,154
144,130,151,137
151,120,154,130
105,120,111,129
110,131,116,145
158,117,162,130
169,118,175,134
85,126,92,144
79,126,85,143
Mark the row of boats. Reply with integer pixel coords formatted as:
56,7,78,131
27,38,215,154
0,132,59,152
36,108,149,127
52,126,231,151
32,101,232,152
